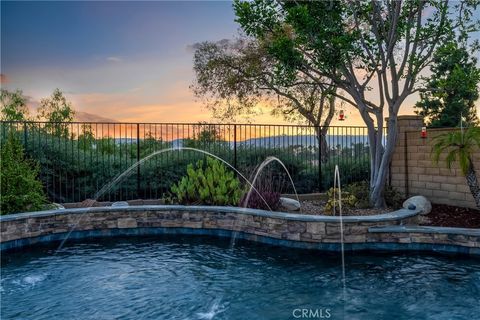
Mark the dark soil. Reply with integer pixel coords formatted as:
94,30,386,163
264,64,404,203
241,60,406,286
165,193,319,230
286,200,394,216
421,204,480,228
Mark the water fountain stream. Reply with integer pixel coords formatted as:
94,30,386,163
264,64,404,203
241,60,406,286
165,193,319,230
333,164,347,318
56,147,272,251
229,156,302,248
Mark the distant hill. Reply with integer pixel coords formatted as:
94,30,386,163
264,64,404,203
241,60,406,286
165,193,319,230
170,134,370,149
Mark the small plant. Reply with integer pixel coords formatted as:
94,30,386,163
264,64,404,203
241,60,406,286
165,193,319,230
240,190,281,210
1,132,48,214
384,186,405,209
171,158,243,205
344,181,371,209
432,127,480,209
324,181,404,213
324,187,357,214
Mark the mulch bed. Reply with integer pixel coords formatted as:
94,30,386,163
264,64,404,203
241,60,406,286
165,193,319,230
420,204,480,228
286,200,394,216
290,201,480,229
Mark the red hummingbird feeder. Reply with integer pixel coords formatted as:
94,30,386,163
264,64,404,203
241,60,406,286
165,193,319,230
421,127,427,139
338,110,345,121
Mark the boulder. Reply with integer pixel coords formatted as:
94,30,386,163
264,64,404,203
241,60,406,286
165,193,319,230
43,203,65,210
111,201,129,207
51,203,65,210
279,197,301,211
403,196,432,215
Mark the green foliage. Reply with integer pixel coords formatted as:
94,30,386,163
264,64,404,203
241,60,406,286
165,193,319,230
0,123,372,203
342,181,404,210
432,127,480,176
1,89,30,121
384,186,405,209
232,0,479,207
1,132,47,214
37,88,75,138
171,158,243,205
415,42,480,127
344,181,371,209
191,36,336,127
324,181,404,213
324,187,356,214
78,124,95,150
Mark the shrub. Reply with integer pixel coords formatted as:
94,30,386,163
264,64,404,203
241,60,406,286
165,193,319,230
344,181,371,209
240,190,281,210
171,158,243,205
1,132,47,214
325,181,405,212
324,187,357,214
384,186,405,209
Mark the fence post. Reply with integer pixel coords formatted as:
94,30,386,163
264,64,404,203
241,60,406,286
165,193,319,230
233,124,237,170
137,123,141,199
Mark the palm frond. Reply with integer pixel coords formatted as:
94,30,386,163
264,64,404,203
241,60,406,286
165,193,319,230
431,127,479,176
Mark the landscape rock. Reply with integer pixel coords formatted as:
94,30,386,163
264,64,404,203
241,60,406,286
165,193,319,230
52,203,65,210
279,197,301,211
111,201,129,207
403,196,431,215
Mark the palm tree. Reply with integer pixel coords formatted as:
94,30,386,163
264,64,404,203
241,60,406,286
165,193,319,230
432,127,480,209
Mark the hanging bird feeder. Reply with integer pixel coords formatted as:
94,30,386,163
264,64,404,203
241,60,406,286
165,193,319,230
421,126,427,139
338,110,345,121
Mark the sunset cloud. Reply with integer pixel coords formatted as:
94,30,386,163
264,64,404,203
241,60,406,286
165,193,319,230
0,74,9,84
106,56,122,63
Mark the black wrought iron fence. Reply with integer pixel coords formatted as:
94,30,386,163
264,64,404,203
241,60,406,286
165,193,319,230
0,121,376,203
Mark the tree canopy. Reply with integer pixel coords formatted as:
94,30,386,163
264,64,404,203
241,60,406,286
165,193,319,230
191,37,337,160
37,88,75,138
0,89,30,121
415,42,480,128
233,0,480,206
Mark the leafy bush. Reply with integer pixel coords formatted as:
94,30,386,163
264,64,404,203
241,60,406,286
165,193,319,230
325,181,404,212
171,158,243,205
239,174,282,212
344,181,371,209
1,132,47,214
240,190,281,210
0,124,374,203
384,186,405,209
324,187,357,214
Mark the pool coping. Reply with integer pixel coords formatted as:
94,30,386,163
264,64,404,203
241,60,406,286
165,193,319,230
0,204,421,223
369,225,480,237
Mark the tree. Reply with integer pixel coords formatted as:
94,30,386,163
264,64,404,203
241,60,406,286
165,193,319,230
234,0,479,207
37,88,75,138
433,127,480,209
1,132,47,214
415,42,480,127
78,124,95,150
0,89,30,121
191,38,336,161
184,122,229,149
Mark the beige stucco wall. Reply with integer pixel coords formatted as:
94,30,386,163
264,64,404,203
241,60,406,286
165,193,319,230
390,115,480,209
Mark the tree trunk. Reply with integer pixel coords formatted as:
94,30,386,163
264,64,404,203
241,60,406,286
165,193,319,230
369,116,398,208
465,162,480,209
314,126,329,163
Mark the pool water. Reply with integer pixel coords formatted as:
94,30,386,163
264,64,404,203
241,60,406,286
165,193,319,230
1,235,479,320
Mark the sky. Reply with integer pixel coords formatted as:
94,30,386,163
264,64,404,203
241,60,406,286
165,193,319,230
1,1,479,125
